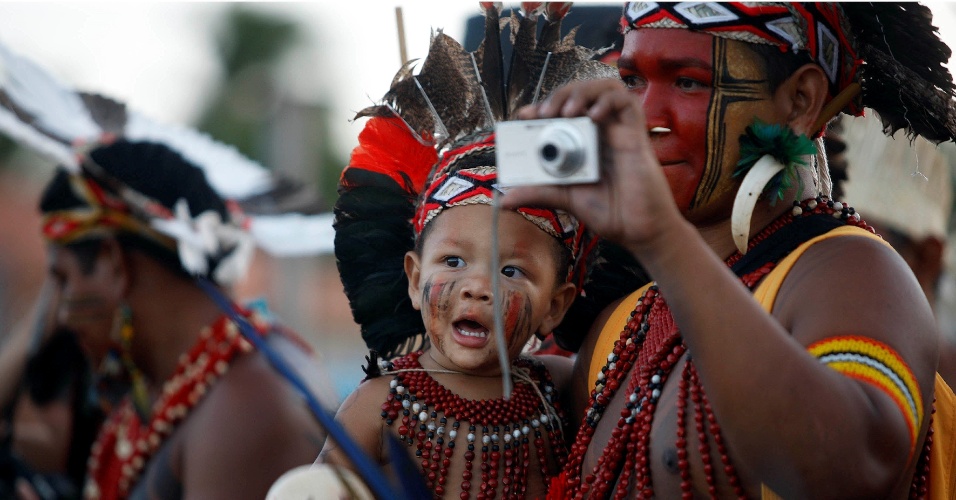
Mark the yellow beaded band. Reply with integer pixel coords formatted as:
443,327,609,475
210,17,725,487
808,335,923,452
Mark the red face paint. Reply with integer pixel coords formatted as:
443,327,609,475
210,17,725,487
620,29,777,223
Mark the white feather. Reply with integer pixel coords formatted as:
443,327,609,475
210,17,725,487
0,107,78,169
249,212,335,256
0,41,100,144
124,110,273,199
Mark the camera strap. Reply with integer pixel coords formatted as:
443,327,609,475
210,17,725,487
490,190,514,399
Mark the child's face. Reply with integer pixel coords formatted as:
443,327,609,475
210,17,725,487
405,204,576,376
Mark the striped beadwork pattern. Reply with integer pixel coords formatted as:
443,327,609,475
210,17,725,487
808,335,923,451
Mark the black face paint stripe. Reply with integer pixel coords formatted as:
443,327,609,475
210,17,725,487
692,38,768,209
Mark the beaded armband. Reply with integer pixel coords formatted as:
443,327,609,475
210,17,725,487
808,335,923,452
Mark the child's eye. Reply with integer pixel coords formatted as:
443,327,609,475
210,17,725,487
444,256,465,268
501,265,525,279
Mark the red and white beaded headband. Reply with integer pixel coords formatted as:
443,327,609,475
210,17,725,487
622,2,862,115
412,133,585,264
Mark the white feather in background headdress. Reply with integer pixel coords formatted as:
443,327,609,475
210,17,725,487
0,38,333,284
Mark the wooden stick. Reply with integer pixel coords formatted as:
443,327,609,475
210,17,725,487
396,6,408,66
813,82,862,132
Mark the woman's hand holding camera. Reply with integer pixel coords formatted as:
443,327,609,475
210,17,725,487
502,78,688,260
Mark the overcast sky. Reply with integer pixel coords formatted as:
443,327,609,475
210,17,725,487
1,2,956,159
0,1,479,156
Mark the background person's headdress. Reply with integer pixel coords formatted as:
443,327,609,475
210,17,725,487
841,110,954,243
0,40,334,286
335,2,647,357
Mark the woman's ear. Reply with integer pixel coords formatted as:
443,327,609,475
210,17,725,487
774,63,829,136
536,282,578,338
404,251,423,311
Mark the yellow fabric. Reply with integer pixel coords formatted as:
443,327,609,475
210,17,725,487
586,224,955,498
588,284,653,390
930,374,956,500
752,225,887,312
751,224,955,499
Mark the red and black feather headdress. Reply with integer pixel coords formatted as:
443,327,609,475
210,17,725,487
334,3,647,357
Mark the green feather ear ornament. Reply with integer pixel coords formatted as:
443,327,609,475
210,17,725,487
730,119,817,254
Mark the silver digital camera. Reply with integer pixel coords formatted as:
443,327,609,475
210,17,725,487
495,117,600,187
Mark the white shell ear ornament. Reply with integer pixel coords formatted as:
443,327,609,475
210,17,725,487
649,127,671,134
730,119,816,254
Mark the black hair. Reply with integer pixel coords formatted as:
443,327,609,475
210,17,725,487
39,140,229,280
744,42,815,94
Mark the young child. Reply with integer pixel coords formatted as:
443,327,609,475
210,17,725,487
319,5,630,497
321,131,581,499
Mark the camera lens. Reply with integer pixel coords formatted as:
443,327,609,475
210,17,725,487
537,123,584,177
541,144,559,162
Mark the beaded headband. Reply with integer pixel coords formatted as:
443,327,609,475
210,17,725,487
622,2,862,115
412,134,584,263
42,175,179,249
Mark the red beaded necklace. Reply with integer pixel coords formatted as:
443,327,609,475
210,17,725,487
379,350,568,499
83,311,267,499
560,197,882,499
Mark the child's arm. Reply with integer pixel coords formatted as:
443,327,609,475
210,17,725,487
316,376,391,470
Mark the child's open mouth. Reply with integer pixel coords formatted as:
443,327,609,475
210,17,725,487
453,319,490,346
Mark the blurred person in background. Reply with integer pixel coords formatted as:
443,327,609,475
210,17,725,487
0,41,337,499
839,111,956,387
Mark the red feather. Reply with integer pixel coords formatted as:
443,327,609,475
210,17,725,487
342,116,437,195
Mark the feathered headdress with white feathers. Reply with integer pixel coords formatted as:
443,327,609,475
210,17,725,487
0,39,334,286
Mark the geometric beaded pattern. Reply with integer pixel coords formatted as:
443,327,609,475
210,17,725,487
622,2,862,114
807,335,923,453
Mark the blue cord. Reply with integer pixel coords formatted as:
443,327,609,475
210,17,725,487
195,277,403,499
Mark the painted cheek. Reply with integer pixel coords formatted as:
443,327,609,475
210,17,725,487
692,39,772,213
502,291,532,348
663,166,704,212
423,279,457,321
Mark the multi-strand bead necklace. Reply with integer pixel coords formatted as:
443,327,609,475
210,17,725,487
560,197,899,499
379,351,568,499
84,312,266,499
